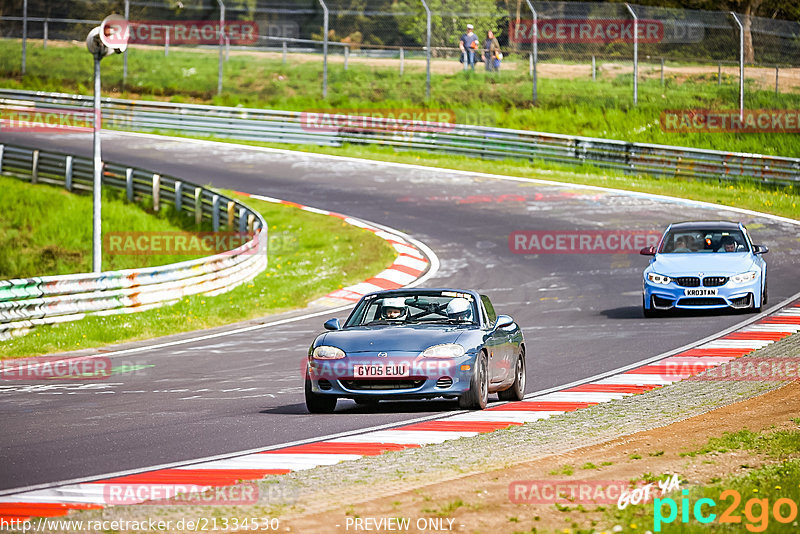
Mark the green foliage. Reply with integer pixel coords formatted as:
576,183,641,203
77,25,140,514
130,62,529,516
392,0,506,50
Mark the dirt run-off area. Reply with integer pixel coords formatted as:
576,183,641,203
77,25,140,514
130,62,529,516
282,382,800,533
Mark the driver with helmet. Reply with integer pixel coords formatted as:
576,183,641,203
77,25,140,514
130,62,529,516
446,297,473,322
381,297,408,321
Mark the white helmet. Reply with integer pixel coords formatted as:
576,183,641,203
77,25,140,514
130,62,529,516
381,297,407,320
446,297,472,321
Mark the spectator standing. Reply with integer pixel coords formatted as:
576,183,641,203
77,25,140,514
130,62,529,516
482,30,501,72
459,23,479,70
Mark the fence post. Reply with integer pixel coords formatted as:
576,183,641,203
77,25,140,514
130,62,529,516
125,168,134,202
152,174,160,212
43,19,47,49
282,41,287,64
399,47,404,76
730,12,744,121
212,194,220,231
22,0,28,75
31,149,39,184
525,0,538,104
165,26,169,56
775,66,779,96
420,0,431,100
225,34,230,61
174,180,183,212
718,62,721,85
318,0,329,98
65,155,73,191
344,45,349,71
194,187,203,225
123,0,129,87
216,0,225,95
592,55,596,81
625,3,638,106
660,57,664,85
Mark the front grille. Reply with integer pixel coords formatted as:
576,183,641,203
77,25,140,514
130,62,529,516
703,276,728,287
730,294,753,309
435,377,453,389
679,297,726,306
675,277,701,287
341,379,426,390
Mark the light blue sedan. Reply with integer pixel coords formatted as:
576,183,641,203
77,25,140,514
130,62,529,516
640,221,768,317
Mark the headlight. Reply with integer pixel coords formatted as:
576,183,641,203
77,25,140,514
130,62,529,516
312,345,345,359
730,271,758,284
647,273,672,284
421,344,465,358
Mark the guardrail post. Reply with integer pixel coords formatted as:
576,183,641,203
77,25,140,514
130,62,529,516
238,207,247,233
247,213,255,234
125,168,134,202
625,3,638,106
65,155,73,191
194,187,203,225
31,149,39,184
152,174,160,212
174,180,183,212
212,194,220,231
226,200,235,229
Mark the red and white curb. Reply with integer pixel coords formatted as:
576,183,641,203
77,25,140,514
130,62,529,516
235,193,431,304
2,300,798,521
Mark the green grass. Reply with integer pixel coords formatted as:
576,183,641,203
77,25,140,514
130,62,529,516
0,174,207,278
0,191,396,358
3,40,800,156
607,425,800,533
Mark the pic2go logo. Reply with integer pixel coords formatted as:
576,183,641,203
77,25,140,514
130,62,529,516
654,489,800,532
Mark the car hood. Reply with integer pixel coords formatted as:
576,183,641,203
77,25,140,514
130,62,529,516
651,253,757,276
319,325,471,354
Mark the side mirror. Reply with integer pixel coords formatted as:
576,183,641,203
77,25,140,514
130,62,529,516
640,246,656,256
496,315,514,329
753,244,769,255
323,318,341,331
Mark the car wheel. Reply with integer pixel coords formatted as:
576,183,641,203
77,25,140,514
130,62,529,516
643,296,658,318
762,277,768,306
459,351,488,410
498,347,526,402
305,374,337,414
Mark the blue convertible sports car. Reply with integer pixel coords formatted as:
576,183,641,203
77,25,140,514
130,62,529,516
305,289,526,413
640,221,768,317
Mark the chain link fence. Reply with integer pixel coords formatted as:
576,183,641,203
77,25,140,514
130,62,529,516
1,1,799,130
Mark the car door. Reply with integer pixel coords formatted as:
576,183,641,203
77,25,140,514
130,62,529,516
481,294,511,384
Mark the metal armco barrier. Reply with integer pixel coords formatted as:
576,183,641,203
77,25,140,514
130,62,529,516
1,89,799,186
0,142,268,341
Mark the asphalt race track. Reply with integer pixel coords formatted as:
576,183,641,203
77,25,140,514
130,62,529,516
1,131,798,492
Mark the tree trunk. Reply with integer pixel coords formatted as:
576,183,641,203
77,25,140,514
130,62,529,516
741,0,764,64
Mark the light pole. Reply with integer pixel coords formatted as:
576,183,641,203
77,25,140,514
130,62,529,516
86,15,128,273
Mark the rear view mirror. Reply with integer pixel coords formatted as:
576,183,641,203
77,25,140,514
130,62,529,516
640,246,656,256
496,315,514,329
324,318,341,331
753,244,769,255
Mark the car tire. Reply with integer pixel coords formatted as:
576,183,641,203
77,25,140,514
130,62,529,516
643,296,659,318
762,277,768,306
459,351,488,410
498,347,526,402
305,374,337,414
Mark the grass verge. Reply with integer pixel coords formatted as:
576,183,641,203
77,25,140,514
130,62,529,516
3,40,800,156
0,190,396,359
607,424,800,533
0,174,208,278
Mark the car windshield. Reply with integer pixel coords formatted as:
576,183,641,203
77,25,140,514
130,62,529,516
659,229,749,254
346,291,479,327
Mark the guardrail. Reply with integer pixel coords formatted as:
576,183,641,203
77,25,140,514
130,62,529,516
1,89,797,186
0,142,268,341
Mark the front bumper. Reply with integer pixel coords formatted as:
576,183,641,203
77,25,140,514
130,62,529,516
307,351,477,399
643,277,760,311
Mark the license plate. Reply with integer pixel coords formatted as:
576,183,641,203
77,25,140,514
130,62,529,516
684,288,718,296
353,364,409,378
